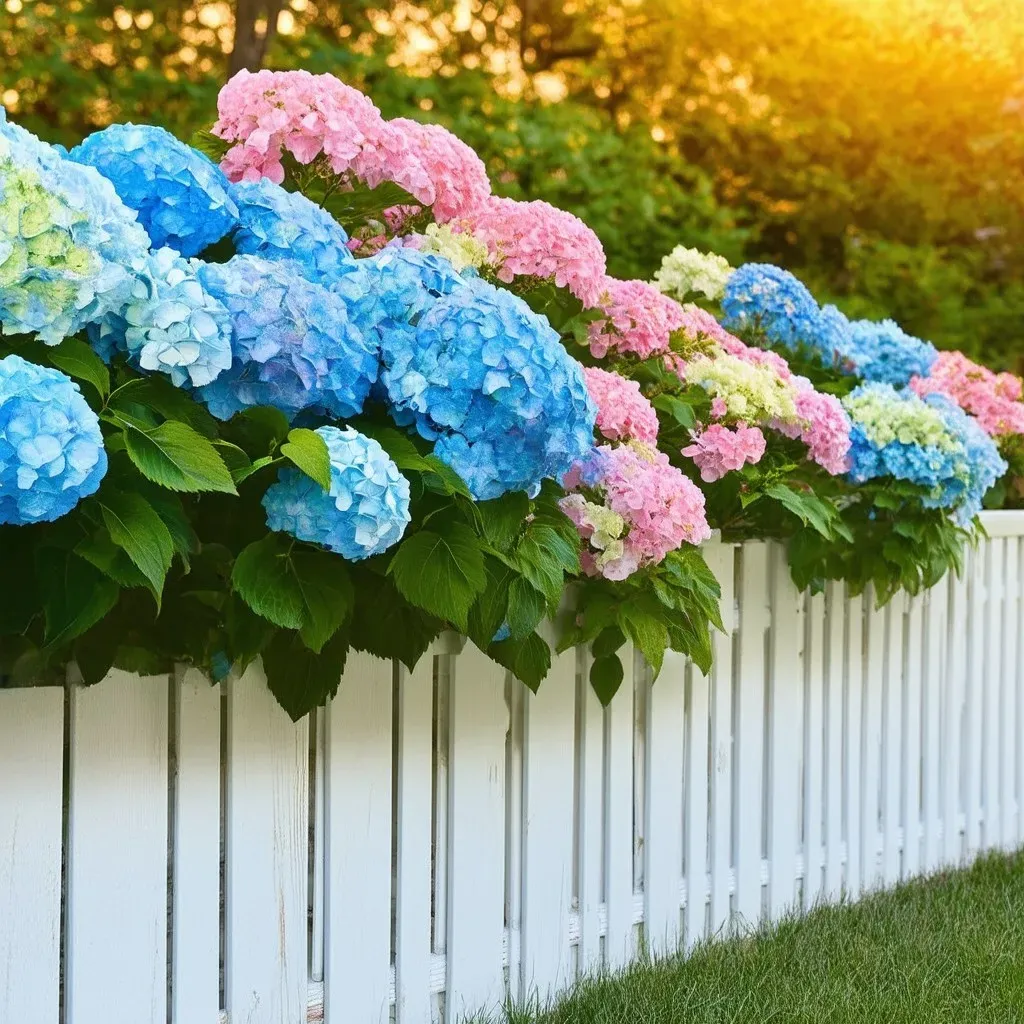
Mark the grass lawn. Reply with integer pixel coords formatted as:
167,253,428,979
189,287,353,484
493,851,1024,1023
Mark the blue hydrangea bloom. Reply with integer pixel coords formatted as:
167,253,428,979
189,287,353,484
194,255,378,421
844,318,938,386
843,382,1004,525
809,303,856,365
262,425,411,560
0,110,150,342
231,179,357,286
359,246,466,327
70,123,237,257
380,278,597,500
721,263,821,348
88,247,233,386
0,354,107,523
922,393,1006,524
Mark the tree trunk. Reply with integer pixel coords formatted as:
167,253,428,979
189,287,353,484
228,0,284,79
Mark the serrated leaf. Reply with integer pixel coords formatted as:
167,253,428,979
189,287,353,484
618,602,669,676
232,406,291,450
765,482,835,538
388,520,487,631
38,549,120,649
262,629,349,721
506,577,547,639
123,420,237,494
653,392,697,429
190,127,229,162
466,557,513,650
291,549,354,652
590,654,624,705
110,375,218,437
232,534,305,629
282,428,332,491
478,491,530,550
488,631,551,692
98,490,175,604
46,337,109,399
421,454,472,497
76,532,151,590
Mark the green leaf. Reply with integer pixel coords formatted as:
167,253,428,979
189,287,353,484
349,573,442,669
356,423,424,467
488,631,552,692
478,491,530,550
109,375,218,438
232,406,291,451
516,523,580,604
123,420,237,494
590,654,624,705
281,428,332,491
225,593,276,671
46,337,109,399
291,549,355,653
389,519,487,630
617,601,669,676
506,577,547,639
653,393,697,430
76,531,151,590
190,127,229,162
765,482,836,538
420,454,472,497
232,534,305,630
592,624,626,659
38,549,120,649
262,629,349,722
466,557,513,650
98,490,174,604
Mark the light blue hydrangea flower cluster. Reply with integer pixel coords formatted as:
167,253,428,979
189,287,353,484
70,124,237,258
262,425,411,559
0,110,150,343
843,382,1004,524
922,392,1006,523
381,279,597,499
231,179,357,286
842,318,938,386
0,354,107,524
721,263,821,348
89,247,233,386
360,245,467,327
194,255,378,421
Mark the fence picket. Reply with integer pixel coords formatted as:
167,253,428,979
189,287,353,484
603,650,636,968
802,590,826,909
325,654,394,1024
922,584,947,874
66,672,169,1024
824,582,845,900
1002,539,1020,848
444,645,508,1019
844,592,864,895
521,647,578,997
943,568,967,866
577,650,606,972
881,593,905,885
964,546,985,857
172,668,221,1024
861,590,886,890
902,594,924,877
983,540,1004,851
767,545,803,916
709,544,737,934
735,543,769,926
643,650,685,953
224,663,308,1024
0,687,63,1024
394,657,436,1024
685,657,711,949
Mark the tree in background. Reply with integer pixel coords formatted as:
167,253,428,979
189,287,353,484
4,0,1023,365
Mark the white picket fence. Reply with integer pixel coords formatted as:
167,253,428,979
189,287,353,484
2,512,1024,1024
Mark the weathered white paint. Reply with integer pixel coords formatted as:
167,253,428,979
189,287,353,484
2,514,1024,1024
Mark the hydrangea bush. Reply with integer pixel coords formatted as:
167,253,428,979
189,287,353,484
0,69,1018,716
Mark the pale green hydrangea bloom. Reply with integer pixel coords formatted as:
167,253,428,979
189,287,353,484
653,245,733,302
683,351,799,424
843,387,958,452
416,223,489,272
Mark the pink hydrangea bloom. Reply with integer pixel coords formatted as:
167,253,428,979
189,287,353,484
389,118,491,223
583,367,659,443
587,278,687,359
562,443,711,580
214,69,435,203
457,196,607,305
681,424,767,481
677,303,741,348
910,350,1024,438
792,386,852,475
